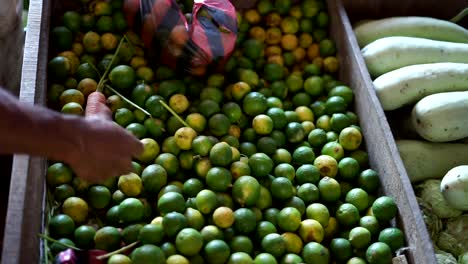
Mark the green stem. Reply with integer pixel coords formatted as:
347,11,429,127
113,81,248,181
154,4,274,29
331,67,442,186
105,84,153,117
450,8,468,23
158,100,191,128
96,35,127,93
38,234,82,251
95,241,139,260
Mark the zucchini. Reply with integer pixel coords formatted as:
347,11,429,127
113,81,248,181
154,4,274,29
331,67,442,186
361,36,468,78
354,16,468,48
411,91,468,142
440,165,468,210
396,140,468,183
373,63,468,111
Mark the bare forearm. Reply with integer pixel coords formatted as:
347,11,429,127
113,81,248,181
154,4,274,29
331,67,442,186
0,88,80,163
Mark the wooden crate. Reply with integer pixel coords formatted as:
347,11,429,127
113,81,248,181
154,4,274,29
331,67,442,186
1,0,437,263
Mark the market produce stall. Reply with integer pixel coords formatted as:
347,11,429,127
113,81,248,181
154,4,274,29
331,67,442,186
3,0,467,263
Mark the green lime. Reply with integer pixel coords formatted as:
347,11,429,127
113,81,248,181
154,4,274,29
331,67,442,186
183,206,204,230
144,117,165,138
209,142,233,167
349,227,372,249
94,226,121,252
158,192,185,215
325,96,347,115
366,242,393,264
321,141,344,162
255,186,273,210
378,227,405,252
182,178,203,198
54,184,75,203
306,203,330,228
233,208,257,234
155,153,180,176
281,253,303,264
264,63,285,82
160,242,177,258
131,244,166,264
350,150,369,169
330,113,351,133
338,157,360,181
195,189,218,214
314,155,338,178
292,146,315,165
295,164,320,185
141,164,167,194
50,238,75,255
87,185,111,209
51,26,73,51
273,148,292,165
175,228,203,256
138,223,164,245
285,122,305,143
277,207,302,232
230,236,253,254
358,169,380,194
228,252,253,264
206,167,232,192
345,188,369,212
47,162,73,187
329,85,353,105
274,163,296,181
108,254,131,264
243,92,268,116
122,224,143,244
297,183,319,204
360,216,380,237
118,198,144,223
232,176,261,207
208,114,231,137
49,214,75,238
271,177,295,201
371,196,398,222
204,239,231,264
336,203,360,228
261,233,286,258
254,253,278,264
339,127,362,151
162,212,188,237
256,221,277,240
263,208,280,226
330,238,353,262
308,128,327,148
302,242,329,264
304,76,324,97
249,153,274,178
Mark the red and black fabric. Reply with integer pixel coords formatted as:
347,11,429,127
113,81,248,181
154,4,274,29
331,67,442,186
187,0,238,68
123,0,238,75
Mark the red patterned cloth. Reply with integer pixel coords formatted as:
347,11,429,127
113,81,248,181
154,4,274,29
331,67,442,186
123,0,238,74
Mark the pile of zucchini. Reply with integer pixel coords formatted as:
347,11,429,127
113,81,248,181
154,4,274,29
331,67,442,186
353,12,468,209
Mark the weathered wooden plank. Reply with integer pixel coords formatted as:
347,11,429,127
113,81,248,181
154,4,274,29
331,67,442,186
0,0,25,95
1,0,51,262
328,0,437,263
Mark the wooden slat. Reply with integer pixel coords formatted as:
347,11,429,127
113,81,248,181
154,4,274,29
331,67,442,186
1,0,51,262
328,0,437,263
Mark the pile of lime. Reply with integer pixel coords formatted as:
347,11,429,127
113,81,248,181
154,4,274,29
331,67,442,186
45,0,406,263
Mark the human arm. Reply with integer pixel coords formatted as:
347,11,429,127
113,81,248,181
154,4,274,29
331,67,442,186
0,87,143,183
